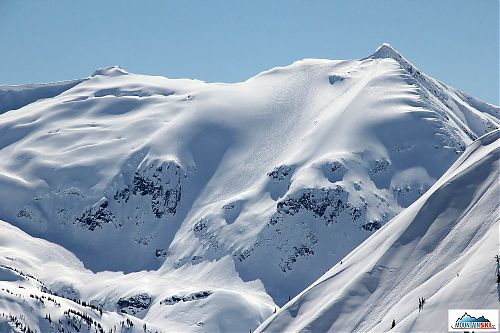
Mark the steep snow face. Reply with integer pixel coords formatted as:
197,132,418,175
257,130,500,333
0,44,498,310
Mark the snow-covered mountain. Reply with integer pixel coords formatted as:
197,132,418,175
256,129,499,333
0,44,498,332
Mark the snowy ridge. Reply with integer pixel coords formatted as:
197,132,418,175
256,129,500,333
0,44,498,332
369,43,499,137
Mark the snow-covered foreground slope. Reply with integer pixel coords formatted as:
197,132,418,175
0,44,498,332
257,129,500,333
0,219,274,332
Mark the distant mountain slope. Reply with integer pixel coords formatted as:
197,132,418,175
257,129,499,333
0,79,84,115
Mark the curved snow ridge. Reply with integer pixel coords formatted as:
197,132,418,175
471,127,499,147
256,132,499,333
438,128,500,183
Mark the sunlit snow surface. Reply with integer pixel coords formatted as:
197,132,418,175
0,44,498,332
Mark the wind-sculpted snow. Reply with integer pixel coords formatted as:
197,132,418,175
257,130,500,333
0,44,498,332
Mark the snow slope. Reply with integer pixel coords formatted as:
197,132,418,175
257,129,500,333
0,219,274,332
0,44,498,332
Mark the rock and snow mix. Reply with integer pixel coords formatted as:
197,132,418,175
257,129,499,333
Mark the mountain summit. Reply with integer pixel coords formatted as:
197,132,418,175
91,65,130,77
369,42,404,59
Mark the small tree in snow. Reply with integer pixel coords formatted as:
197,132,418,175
495,255,500,283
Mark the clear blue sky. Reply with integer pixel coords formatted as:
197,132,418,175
1,0,498,104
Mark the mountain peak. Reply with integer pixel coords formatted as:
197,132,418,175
91,65,129,77
368,43,404,60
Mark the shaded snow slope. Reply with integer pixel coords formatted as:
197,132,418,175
0,43,498,329
257,129,500,333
